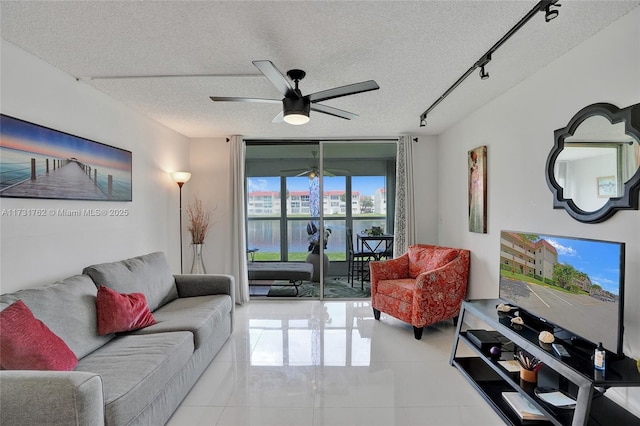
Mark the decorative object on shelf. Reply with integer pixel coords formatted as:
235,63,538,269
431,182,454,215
489,346,502,360
546,102,640,223
539,330,555,344
502,392,548,421
496,303,516,313
517,350,541,383
534,388,577,409
171,171,191,273
468,145,487,233
186,197,214,274
594,342,606,371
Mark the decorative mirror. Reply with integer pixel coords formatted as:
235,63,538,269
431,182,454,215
546,103,640,223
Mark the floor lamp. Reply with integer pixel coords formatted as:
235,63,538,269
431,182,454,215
171,172,191,273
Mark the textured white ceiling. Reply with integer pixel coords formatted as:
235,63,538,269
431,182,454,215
1,1,638,139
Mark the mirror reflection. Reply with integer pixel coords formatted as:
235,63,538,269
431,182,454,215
554,115,640,212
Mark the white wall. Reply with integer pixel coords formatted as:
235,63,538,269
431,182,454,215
184,138,231,274
0,40,190,293
433,8,640,415
411,135,440,244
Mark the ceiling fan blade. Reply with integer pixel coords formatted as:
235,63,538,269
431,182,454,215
295,170,312,177
311,103,358,120
325,168,351,174
272,111,284,123
210,97,280,104
308,80,379,103
252,60,296,98
280,168,307,173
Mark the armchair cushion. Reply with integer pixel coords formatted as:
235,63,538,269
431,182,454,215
408,245,458,278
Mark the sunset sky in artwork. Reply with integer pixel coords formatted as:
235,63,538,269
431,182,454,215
0,115,131,172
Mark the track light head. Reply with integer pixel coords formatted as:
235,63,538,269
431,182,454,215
545,2,561,22
479,66,490,80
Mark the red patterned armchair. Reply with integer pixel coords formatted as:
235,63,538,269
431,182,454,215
370,244,470,339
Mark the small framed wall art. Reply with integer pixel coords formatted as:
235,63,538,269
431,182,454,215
468,145,487,233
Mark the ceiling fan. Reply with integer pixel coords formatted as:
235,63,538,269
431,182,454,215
210,60,379,125
281,151,349,178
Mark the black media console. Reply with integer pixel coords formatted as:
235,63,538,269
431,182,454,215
450,299,640,426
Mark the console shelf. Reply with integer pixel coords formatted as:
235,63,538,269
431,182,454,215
450,299,640,426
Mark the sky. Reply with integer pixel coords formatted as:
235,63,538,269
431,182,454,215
542,235,623,295
1,114,131,171
248,175,385,197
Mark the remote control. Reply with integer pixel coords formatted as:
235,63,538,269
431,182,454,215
552,343,571,358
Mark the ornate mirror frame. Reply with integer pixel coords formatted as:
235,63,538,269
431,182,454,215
546,102,640,223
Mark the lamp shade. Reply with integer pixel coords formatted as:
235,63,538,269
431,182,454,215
171,171,192,184
283,97,310,125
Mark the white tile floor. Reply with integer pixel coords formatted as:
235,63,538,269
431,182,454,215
166,300,503,426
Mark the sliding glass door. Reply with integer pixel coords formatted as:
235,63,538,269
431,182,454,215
245,140,396,299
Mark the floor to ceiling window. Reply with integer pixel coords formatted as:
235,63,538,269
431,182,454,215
245,141,396,299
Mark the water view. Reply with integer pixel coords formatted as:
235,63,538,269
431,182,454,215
248,218,387,261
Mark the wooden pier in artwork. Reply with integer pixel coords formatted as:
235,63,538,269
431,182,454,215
1,160,111,200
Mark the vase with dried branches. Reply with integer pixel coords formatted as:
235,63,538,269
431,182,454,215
186,197,213,274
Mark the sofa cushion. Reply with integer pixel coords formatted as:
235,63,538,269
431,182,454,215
96,285,156,335
130,294,232,349
0,300,78,371
0,275,112,359
83,252,178,312
408,245,459,279
75,332,193,426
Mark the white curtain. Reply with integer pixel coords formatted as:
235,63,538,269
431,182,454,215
393,135,417,256
227,136,249,304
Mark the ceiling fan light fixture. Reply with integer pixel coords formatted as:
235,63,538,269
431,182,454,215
283,97,311,125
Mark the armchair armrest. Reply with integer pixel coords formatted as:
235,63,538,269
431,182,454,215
370,254,410,294
370,253,410,281
0,371,104,426
174,274,235,303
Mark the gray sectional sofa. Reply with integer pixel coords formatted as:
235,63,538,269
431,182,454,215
0,252,234,426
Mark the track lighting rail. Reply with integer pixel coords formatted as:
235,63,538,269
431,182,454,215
419,0,560,127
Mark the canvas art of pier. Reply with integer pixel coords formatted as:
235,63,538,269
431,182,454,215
0,115,132,201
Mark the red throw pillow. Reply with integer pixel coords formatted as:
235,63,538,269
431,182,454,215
0,300,78,371
96,285,156,335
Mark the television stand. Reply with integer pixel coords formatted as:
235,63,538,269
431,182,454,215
450,299,640,425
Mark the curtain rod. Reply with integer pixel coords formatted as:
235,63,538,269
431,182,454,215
243,138,399,143
419,0,558,127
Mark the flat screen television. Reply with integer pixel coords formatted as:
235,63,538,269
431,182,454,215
499,230,625,356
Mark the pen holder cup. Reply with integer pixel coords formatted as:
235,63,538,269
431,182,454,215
520,368,537,383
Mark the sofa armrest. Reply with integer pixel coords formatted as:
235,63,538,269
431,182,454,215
0,371,104,426
174,274,235,303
